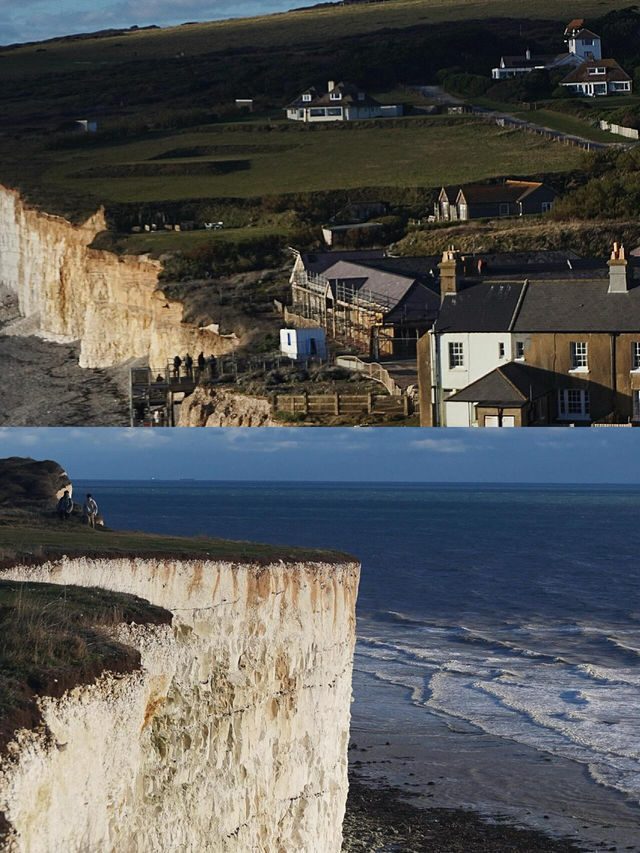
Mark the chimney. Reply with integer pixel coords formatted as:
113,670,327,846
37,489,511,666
608,242,629,293
328,80,335,92
525,48,531,60
438,246,462,303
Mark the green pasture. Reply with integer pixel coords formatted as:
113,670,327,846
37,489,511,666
0,0,624,78
46,116,583,204
119,225,289,255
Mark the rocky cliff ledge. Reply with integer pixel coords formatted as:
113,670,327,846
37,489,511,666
0,186,237,369
0,553,359,853
178,386,280,427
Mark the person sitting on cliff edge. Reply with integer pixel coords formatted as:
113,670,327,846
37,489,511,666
56,490,73,521
83,493,99,529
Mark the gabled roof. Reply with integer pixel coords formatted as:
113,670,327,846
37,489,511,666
286,86,321,108
565,18,583,32
311,82,381,108
435,282,526,332
438,185,460,202
513,278,640,332
571,28,600,40
288,81,381,109
501,53,557,69
456,181,545,205
297,249,384,276
446,362,556,406
561,59,631,84
318,258,440,319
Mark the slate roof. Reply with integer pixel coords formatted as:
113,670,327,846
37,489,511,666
446,362,557,406
562,59,631,84
435,274,640,334
298,249,384,276
501,54,557,68
571,28,600,40
315,258,439,321
287,81,381,109
457,181,544,205
514,279,640,332
435,282,526,332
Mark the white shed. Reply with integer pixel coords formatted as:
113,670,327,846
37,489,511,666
280,327,327,361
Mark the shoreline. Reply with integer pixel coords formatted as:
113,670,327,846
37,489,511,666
342,775,584,853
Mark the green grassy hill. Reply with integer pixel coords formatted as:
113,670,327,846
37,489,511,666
0,0,634,250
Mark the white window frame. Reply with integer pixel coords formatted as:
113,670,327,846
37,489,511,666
515,341,525,360
302,93,312,102
541,201,553,212
330,91,342,100
498,342,505,359
633,390,640,421
570,341,588,372
448,341,464,369
632,342,640,371
558,388,590,420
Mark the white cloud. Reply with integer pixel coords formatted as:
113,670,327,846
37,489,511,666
409,438,467,454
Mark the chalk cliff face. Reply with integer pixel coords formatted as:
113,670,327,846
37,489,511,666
178,386,280,427
0,554,359,853
0,186,237,368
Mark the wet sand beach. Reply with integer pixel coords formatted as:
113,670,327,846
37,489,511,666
342,777,584,853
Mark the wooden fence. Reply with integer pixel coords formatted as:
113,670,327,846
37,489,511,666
274,392,409,417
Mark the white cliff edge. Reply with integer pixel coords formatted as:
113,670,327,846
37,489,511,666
0,185,238,368
0,554,359,853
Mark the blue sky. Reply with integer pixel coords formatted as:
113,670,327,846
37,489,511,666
1,427,639,483
0,0,319,45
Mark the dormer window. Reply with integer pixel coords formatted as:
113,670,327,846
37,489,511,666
587,66,605,75
302,93,312,102
330,91,342,100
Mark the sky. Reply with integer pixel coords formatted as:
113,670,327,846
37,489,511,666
1,426,640,483
0,0,319,46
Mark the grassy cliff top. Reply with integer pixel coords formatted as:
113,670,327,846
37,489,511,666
0,518,354,567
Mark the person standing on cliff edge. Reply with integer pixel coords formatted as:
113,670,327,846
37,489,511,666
56,490,73,520
83,494,99,529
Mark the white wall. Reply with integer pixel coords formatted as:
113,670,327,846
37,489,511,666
280,327,327,360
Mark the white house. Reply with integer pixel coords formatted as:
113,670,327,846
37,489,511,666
280,327,327,361
560,59,632,96
285,80,402,122
491,19,604,80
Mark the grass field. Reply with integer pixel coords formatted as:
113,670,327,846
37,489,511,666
0,522,350,564
45,116,583,204
0,0,624,77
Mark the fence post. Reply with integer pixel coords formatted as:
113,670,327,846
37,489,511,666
367,393,373,414
334,393,340,415
403,395,409,416
304,390,309,415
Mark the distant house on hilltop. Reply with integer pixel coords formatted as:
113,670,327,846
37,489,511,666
434,181,557,222
491,18,631,95
560,59,632,97
285,80,402,122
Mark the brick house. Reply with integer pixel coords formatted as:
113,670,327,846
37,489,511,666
417,244,640,426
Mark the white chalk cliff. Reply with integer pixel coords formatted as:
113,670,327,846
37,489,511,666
0,185,237,368
0,554,359,852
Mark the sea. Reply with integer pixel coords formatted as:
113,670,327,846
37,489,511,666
76,480,640,850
